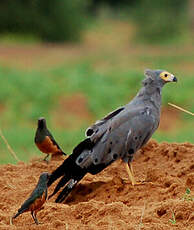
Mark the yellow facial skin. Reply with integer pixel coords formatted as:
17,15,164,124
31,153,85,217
160,71,175,82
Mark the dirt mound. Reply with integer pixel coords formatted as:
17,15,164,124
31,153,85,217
0,140,194,230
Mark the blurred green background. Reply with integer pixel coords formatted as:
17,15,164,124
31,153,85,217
0,0,193,164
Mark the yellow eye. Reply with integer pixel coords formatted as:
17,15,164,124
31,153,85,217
160,71,171,81
159,71,177,82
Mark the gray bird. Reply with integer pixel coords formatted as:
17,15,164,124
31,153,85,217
47,69,177,203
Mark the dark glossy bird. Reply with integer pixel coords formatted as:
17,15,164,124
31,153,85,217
11,172,50,225
35,117,66,161
47,69,178,203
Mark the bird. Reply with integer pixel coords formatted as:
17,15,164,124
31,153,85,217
35,117,66,161
47,69,178,203
11,172,50,225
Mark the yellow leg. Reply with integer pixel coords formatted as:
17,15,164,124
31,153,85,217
125,162,137,186
125,162,152,186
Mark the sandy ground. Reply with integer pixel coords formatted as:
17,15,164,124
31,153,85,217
0,140,194,230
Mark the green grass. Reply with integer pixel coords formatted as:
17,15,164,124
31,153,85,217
169,211,176,225
153,126,194,143
182,188,194,201
0,33,40,44
0,61,193,164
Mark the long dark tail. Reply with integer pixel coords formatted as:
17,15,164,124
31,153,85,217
62,151,66,156
11,209,23,224
48,138,94,202
12,212,21,220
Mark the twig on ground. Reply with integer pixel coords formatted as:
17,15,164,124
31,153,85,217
10,216,13,225
0,128,20,162
168,103,194,116
6,182,16,190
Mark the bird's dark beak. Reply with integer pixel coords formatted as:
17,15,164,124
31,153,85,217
173,76,178,82
47,173,51,179
38,117,46,128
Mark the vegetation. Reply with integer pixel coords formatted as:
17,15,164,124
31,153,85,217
182,188,194,201
0,0,88,42
169,211,176,225
0,5,193,164
0,0,191,43
0,57,193,164
131,0,189,43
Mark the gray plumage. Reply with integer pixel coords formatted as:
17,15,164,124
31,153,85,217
48,69,177,203
76,69,177,168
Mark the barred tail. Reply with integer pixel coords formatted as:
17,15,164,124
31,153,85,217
48,138,93,202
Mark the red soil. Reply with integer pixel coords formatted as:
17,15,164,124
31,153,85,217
0,140,194,230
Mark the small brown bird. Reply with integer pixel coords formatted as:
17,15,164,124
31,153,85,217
35,117,66,161
11,172,50,225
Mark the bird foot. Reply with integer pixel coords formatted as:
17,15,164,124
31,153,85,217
43,158,49,164
36,158,49,164
132,180,154,186
34,221,42,225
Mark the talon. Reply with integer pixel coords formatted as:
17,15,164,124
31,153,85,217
134,180,154,186
132,181,148,186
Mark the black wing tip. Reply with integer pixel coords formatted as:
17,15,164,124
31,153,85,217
47,175,56,187
48,194,53,200
55,197,61,203
55,191,67,203
55,197,64,203
48,138,91,201
47,165,66,187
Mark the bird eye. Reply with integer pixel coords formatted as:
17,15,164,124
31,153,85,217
164,73,168,77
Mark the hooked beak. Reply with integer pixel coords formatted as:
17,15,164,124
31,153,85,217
172,76,178,82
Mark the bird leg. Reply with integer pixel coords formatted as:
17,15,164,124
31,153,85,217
125,161,150,186
43,154,49,162
31,211,39,225
125,161,137,186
